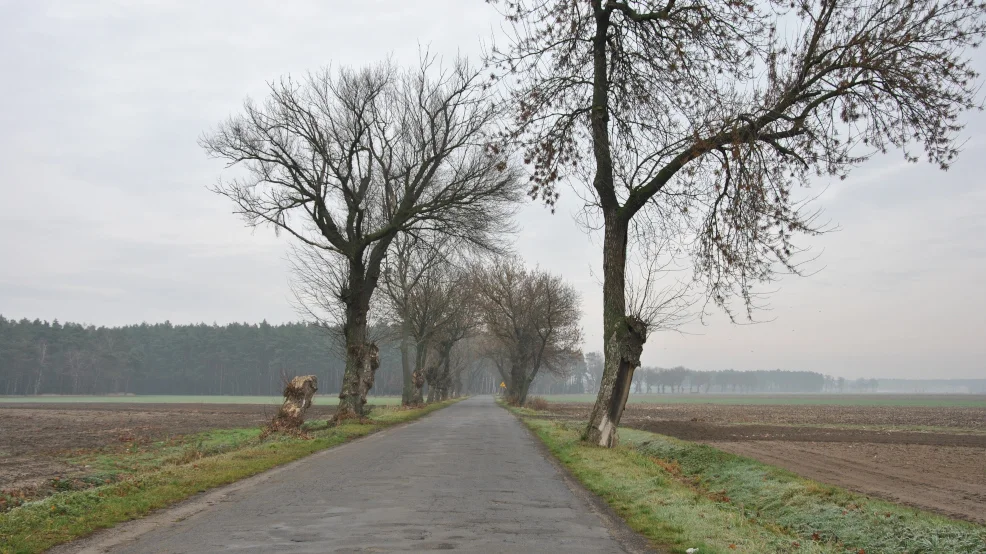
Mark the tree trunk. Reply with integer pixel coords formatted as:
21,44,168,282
425,359,440,403
400,318,414,406
409,342,428,406
435,342,454,401
583,212,648,447
336,240,390,418
516,376,533,407
507,359,527,404
336,295,377,419
411,369,425,405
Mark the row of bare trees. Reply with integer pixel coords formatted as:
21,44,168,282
379,233,583,407
206,0,986,445
203,59,524,418
204,55,586,415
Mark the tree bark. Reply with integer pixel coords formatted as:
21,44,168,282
400,318,415,406
409,341,428,406
335,240,389,419
425,356,443,403
507,359,528,405
583,212,648,447
516,376,533,407
336,319,367,418
435,342,454,401
335,282,380,419
410,369,425,405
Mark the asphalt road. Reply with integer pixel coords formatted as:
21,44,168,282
72,396,640,553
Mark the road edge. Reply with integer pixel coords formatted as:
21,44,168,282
499,402,659,554
48,400,462,554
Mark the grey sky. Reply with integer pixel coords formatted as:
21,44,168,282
1,1,984,380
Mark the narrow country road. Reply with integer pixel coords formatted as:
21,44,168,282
65,396,642,553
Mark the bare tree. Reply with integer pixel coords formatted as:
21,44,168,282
202,57,522,418
379,237,475,405
474,259,582,405
378,233,451,405
447,337,484,398
490,0,986,446
425,276,480,402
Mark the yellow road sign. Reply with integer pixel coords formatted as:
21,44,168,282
499,381,506,389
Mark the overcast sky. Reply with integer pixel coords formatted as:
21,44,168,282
1,1,984,380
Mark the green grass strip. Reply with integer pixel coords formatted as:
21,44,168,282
516,415,986,554
0,399,460,554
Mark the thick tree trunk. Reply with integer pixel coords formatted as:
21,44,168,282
336,239,391,419
507,360,527,404
583,213,648,447
336,297,379,420
516,376,533,407
434,342,454,401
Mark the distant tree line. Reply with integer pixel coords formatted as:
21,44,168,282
529,362,883,395
626,367,879,394
1,315,923,398
0,316,491,397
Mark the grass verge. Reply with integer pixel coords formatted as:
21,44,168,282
0,399,461,554
510,409,986,554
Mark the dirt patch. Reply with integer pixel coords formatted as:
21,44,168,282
0,403,337,491
542,400,986,524
546,401,986,429
624,419,986,447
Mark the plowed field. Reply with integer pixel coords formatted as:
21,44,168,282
543,397,986,524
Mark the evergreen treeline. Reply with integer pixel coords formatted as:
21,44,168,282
629,367,877,394
526,360,860,395
0,316,419,396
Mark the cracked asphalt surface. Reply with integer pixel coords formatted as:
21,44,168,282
88,396,633,553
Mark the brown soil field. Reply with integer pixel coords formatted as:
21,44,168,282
0,403,338,491
543,401,986,524
710,441,986,525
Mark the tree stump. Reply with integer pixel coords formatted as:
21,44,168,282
263,375,318,437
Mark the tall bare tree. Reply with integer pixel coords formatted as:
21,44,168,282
490,0,986,445
474,259,582,405
203,58,522,418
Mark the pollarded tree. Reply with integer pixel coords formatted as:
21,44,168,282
474,259,582,405
203,58,522,418
489,0,986,446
